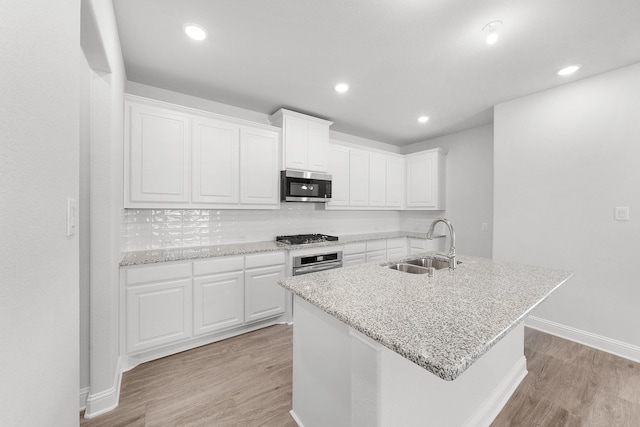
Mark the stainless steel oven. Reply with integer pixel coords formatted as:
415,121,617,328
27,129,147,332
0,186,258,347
292,251,343,276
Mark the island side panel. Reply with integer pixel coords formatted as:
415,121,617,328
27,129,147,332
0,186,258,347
291,295,529,427
292,297,352,427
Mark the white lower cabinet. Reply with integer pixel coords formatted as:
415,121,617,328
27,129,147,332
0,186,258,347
344,238,408,265
245,264,286,322
193,256,245,336
409,238,445,254
122,251,286,367
244,252,286,322
126,278,192,354
386,237,408,259
365,239,387,263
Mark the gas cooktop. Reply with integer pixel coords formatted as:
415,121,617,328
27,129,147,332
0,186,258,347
275,234,339,245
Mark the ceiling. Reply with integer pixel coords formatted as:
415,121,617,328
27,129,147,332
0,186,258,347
113,0,640,146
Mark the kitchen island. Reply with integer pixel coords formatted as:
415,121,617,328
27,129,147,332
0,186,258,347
278,253,573,427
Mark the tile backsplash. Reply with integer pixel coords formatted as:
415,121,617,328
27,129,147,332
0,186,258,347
121,204,424,252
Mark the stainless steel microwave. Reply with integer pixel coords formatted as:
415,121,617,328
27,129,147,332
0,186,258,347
280,170,332,202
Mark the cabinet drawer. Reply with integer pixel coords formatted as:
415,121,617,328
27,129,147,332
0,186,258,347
343,253,366,266
245,251,286,269
193,256,244,276
386,237,406,249
366,240,386,252
125,262,191,286
366,250,386,263
344,242,366,255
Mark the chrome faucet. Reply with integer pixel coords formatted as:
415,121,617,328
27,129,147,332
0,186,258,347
426,218,457,270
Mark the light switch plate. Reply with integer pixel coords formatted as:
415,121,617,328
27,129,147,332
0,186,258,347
67,198,78,236
614,207,630,221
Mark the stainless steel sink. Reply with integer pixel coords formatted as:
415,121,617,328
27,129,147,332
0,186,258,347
387,263,432,274
385,257,461,274
405,257,460,270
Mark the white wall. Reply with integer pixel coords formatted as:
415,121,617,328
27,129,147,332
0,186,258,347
494,63,640,353
401,125,494,258
0,1,80,425
80,0,126,417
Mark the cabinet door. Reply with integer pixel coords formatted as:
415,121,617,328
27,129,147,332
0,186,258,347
369,153,387,206
349,149,370,206
126,279,192,353
386,157,403,208
343,253,366,266
306,122,329,172
409,238,445,254
192,117,239,204
406,153,437,208
366,250,386,263
193,271,244,336
240,127,279,205
244,264,286,323
327,145,350,207
283,116,308,170
127,103,190,204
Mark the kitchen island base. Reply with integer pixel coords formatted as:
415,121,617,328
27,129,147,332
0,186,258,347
291,296,527,427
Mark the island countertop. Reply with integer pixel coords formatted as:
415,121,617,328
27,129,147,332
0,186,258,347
278,253,572,381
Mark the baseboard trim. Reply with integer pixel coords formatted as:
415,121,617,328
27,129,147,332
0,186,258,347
79,386,90,411
462,356,528,427
289,410,305,427
83,357,123,418
526,316,640,363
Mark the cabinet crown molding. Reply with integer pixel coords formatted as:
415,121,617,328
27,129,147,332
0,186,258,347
269,108,333,127
125,94,280,133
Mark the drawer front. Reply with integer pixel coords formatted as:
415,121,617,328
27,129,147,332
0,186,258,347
245,251,286,269
366,250,386,263
386,237,406,249
125,262,191,286
193,255,244,276
366,240,386,252
344,242,366,255
343,253,366,266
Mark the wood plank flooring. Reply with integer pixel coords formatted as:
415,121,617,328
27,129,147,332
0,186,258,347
80,325,640,426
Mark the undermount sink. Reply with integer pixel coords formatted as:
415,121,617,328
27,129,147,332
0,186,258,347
405,257,460,270
386,257,461,274
387,263,432,274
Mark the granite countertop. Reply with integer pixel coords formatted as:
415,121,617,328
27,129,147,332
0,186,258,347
278,253,573,381
119,231,445,266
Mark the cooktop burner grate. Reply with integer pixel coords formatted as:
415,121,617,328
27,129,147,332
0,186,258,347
275,234,339,245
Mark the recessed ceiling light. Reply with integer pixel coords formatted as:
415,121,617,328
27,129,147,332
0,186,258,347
482,21,502,45
184,24,208,41
557,65,581,76
335,83,349,93
418,116,429,124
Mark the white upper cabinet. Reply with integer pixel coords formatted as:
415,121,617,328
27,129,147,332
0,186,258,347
127,102,190,204
405,148,447,210
349,148,370,206
327,144,350,207
192,117,239,204
239,127,279,205
369,153,387,206
327,142,407,210
125,96,280,209
269,109,332,173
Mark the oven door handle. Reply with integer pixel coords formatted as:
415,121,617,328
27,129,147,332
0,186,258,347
293,262,342,275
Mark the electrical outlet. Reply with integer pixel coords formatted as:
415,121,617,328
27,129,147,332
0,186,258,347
614,207,630,221
481,222,489,232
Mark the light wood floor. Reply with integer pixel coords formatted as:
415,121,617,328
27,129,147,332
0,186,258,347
81,325,640,427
